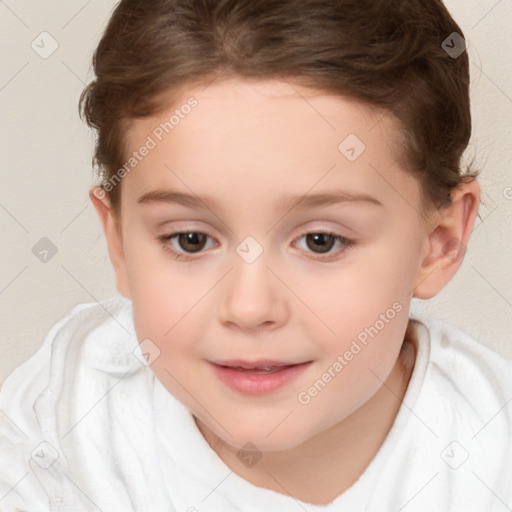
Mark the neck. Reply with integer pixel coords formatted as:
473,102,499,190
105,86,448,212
196,330,417,505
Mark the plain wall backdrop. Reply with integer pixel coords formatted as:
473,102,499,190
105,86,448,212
0,0,511,385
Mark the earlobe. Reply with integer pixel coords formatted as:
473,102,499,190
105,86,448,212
413,178,480,299
89,187,132,300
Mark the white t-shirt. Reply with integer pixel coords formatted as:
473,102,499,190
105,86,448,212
1,295,511,512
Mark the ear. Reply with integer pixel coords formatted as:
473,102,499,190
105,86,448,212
413,178,480,299
89,187,132,300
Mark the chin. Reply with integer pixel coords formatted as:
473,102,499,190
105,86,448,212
206,420,316,453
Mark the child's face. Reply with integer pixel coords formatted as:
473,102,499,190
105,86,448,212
108,78,434,450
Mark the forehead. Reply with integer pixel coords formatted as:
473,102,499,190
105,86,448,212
120,78,416,212
127,77,393,149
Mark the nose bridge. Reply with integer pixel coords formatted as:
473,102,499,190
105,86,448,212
218,236,287,330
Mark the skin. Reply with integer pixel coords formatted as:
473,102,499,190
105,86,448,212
91,77,479,504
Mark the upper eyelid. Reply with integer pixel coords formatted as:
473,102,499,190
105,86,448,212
162,228,350,241
154,211,361,237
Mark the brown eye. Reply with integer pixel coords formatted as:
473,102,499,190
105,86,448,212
177,232,208,253
294,230,354,261
305,233,336,254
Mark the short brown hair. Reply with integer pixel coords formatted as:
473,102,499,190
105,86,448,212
79,0,477,213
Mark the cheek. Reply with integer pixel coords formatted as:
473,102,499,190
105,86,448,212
130,282,205,358
124,231,205,332
297,242,416,347
127,275,208,380
295,236,416,404
130,285,208,409
296,304,409,429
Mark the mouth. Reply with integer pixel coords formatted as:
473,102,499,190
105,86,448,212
209,359,312,395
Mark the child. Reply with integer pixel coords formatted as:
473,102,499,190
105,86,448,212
1,0,511,510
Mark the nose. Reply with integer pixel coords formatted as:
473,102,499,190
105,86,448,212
218,252,289,332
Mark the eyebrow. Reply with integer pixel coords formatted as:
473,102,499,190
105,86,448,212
137,188,383,211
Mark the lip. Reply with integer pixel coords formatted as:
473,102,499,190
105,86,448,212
209,360,312,395
212,359,301,369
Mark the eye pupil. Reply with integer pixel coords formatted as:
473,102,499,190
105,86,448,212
306,233,335,253
179,232,207,252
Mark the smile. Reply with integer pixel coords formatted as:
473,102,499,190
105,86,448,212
209,360,312,395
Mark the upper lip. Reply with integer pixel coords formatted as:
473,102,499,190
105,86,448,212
211,359,309,369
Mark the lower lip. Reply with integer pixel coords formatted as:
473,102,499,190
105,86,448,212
209,362,311,395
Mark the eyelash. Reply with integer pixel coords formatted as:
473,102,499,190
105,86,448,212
157,229,355,262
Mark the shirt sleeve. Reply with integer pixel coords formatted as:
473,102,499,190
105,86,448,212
0,303,91,512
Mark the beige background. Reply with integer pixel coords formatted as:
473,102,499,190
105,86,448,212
0,0,511,385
